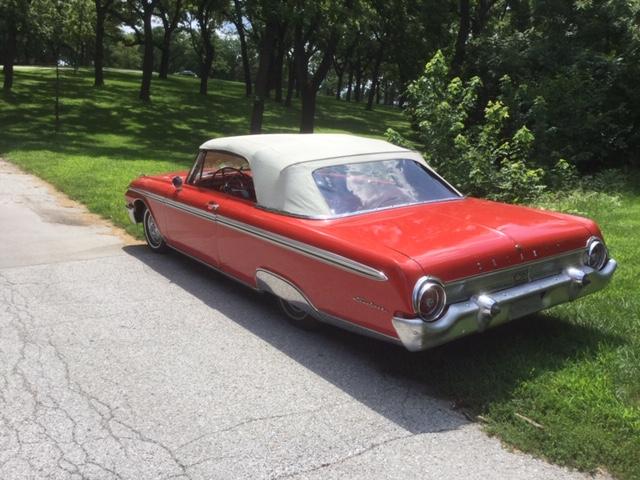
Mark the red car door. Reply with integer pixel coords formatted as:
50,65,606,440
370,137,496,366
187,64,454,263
164,183,223,267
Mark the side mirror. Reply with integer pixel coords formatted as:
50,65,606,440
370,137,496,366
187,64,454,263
172,175,183,191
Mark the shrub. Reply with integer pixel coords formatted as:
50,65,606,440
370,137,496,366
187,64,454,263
386,50,546,203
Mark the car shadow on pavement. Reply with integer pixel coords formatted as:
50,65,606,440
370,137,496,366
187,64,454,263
123,245,622,435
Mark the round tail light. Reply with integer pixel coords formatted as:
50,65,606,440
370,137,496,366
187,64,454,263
585,238,608,270
413,278,447,322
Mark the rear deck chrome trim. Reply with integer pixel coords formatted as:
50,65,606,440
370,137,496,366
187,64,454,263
128,187,388,282
444,248,587,304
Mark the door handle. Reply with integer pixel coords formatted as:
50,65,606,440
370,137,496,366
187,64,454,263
206,201,219,211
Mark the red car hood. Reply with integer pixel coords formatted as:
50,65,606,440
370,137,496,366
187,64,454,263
322,198,593,281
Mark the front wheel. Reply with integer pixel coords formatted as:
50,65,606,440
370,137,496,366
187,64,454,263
143,208,169,253
278,298,321,331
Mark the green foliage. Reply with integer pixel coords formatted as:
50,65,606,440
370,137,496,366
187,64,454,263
388,50,546,203
464,0,640,170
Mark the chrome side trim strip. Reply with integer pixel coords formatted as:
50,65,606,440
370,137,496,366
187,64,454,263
128,187,388,282
129,187,216,222
256,269,401,345
217,216,388,281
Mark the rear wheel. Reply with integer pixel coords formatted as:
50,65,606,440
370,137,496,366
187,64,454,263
278,298,321,331
143,208,168,253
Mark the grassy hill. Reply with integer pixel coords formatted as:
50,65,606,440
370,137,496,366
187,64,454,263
0,67,409,234
1,67,639,480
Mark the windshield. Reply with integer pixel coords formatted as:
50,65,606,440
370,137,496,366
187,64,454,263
312,158,459,216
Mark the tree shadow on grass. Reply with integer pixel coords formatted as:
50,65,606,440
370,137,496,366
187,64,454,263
1,68,408,164
122,244,624,435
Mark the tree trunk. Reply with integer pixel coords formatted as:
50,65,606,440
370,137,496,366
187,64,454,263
284,54,295,107
366,44,383,111
199,48,213,95
234,0,252,97
354,68,362,102
335,70,343,100
139,5,155,101
451,0,470,77
157,0,182,80
55,50,60,131
3,20,17,92
299,87,316,133
94,3,107,86
250,20,277,133
272,26,287,103
294,24,337,133
346,68,353,102
158,31,172,79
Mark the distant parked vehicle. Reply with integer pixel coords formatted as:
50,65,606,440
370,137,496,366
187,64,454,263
176,70,197,77
125,134,617,351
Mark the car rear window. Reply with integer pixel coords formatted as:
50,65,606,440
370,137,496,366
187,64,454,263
312,158,459,216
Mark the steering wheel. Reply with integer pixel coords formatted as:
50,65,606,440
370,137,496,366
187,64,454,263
212,166,254,200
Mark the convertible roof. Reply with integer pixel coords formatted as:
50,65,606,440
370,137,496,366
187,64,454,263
198,134,421,217
199,134,409,166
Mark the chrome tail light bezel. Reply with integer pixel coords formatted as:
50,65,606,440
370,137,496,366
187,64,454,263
584,236,609,271
412,277,448,322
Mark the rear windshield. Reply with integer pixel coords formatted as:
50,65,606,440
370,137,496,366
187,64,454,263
312,158,459,216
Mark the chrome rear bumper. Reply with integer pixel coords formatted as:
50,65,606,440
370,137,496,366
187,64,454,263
392,259,617,351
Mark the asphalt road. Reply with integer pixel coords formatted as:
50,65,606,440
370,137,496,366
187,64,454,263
0,159,609,480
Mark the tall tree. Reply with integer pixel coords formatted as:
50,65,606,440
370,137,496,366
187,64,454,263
247,0,286,132
138,0,158,100
270,20,287,102
1,0,29,92
117,0,160,101
156,0,183,79
187,0,223,95
94,0,114,86
283,51,295,106
292,0,343,133
451,0,470,76
332,37,355,101
365,37,383,110
249,15,278,132
228,0,251,96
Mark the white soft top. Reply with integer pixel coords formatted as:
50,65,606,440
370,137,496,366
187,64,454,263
199,134,422,217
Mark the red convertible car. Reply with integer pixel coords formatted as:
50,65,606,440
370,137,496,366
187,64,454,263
125,134,616,351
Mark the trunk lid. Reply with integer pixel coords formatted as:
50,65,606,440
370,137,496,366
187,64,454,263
322,198,590,281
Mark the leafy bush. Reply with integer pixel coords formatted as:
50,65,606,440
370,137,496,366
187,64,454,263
387,50,548,203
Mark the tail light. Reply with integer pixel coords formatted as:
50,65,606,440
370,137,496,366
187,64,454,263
413,277,447,322
584,237,608,271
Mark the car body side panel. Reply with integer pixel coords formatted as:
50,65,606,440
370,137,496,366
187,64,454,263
163,184,222,266
215,197,420,338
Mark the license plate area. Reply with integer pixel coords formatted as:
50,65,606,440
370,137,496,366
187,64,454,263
509,293,545,319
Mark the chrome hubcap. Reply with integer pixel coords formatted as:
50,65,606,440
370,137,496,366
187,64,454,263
146,213,163,246
280,299,308,320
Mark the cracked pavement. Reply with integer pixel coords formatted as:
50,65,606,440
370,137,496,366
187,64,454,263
0,159,610,480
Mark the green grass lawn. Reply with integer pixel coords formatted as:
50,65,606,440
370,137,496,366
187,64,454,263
1,67,639,479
